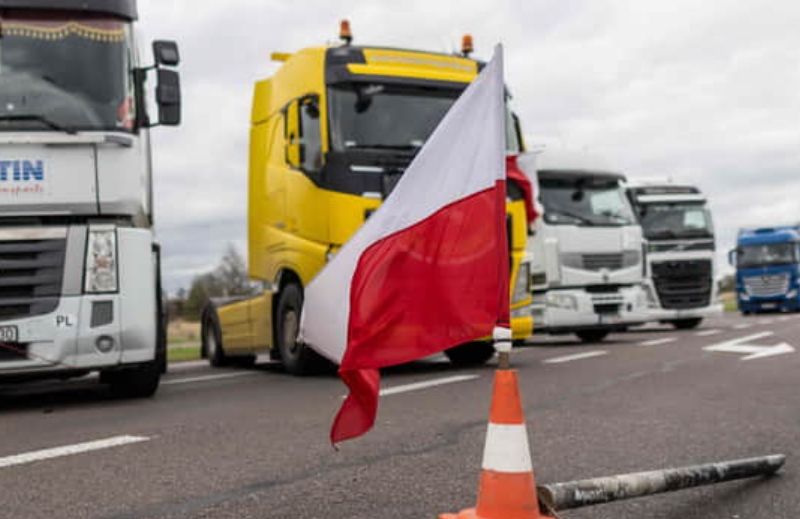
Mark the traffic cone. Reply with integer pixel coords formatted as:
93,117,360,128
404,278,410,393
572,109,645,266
439,369,555,519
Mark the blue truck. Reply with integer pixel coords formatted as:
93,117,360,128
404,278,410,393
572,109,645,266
731,225,800,314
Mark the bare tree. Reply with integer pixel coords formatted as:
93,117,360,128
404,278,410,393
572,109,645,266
182,244,258,320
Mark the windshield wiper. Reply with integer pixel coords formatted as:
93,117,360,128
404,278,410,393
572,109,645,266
0,114,77,134
546,209,596,225
681,229,713,238
351,144,420,152
598,211,631,224
647,229,678,239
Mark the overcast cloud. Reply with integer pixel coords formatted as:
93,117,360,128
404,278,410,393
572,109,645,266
136,0,800,293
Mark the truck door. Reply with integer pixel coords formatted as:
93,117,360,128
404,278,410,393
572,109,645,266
285,96,329,246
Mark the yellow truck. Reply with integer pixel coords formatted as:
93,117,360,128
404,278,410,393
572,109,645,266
201,27,533,374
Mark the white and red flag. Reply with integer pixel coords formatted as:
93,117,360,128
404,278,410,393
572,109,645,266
300,45,509,444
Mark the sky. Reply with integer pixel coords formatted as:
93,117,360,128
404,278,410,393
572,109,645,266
136,0,800,293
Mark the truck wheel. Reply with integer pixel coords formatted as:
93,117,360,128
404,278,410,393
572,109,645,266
445,341,496,366
671,318,703,330
575,330,610,343
106,358,162,398
276,284,327,375
204,312,228,367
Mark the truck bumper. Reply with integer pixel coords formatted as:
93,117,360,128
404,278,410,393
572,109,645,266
738,297,800,313
533,285,648,334
0,296,121,376
510,314,533,340
646,303,724,322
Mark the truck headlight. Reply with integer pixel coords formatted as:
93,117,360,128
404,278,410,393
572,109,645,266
787,289,797,299
85,227,118,293
545,292,577,310
512,262,531,304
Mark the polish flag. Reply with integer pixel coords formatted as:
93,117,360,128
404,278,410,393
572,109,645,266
300,45,509,444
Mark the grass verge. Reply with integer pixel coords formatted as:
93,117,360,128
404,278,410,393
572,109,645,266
168,345,201,363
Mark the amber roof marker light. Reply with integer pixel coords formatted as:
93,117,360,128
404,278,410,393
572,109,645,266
340,20,353,45
461,34,474,57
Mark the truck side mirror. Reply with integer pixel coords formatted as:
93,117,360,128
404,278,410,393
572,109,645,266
153,40,181,66
156,69,181,126
728,249,736,266
284,100,302,169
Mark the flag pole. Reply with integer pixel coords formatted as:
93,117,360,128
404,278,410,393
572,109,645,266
493,326,513,369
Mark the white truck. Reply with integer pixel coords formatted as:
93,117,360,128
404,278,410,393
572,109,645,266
627,183,721,328
519,150,647,342
0,0,181,396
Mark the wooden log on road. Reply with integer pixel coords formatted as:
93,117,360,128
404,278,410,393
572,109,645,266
538,454,786,511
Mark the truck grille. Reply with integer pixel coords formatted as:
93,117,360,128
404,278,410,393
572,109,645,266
743,273,790,298
594,303,620,315
0,237,65,321
652,260,712,309
583,253,623,270
562,251,639,271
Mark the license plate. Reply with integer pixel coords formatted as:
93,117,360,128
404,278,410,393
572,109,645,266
0,325,18,342
599,314,621,325
761,303,777,310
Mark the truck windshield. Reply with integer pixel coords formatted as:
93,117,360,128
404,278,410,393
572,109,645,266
738,243,798,268
638,202,713,240
327,82,521,153
0,9,135,133
539,175,636,226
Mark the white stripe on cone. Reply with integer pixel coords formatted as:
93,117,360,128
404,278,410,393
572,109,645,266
481,423,533,473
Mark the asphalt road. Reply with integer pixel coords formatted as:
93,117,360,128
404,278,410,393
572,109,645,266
0,312,797,519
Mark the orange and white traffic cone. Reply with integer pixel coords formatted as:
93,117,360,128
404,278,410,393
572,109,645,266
439,368,555,519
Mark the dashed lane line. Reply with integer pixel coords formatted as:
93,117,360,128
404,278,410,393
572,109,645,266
696,329,722,337
733,323,752,330
379,374,480,396
543,350,608,364
639,337,677,347
162,372,258,386
0,435,150,469
167,360,208,371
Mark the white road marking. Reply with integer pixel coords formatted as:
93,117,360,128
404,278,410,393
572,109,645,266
162,372,257,386
167,360,208,371
733,323,752,330
777,316,791,322
639,337,677,347
0,435,149,469
759,319,775,325
703,332,795,361
696,329,722,337
543,350,608,364
379,374,479,396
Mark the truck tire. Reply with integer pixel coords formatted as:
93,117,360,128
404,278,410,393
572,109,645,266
445,341,495,366
106,356,162,399
575,330,609,343
671,318,703,330
276,284,328,375
104,282,164,398
204,312,228,367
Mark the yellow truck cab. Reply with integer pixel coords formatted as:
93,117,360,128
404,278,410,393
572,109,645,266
202,27,533,374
